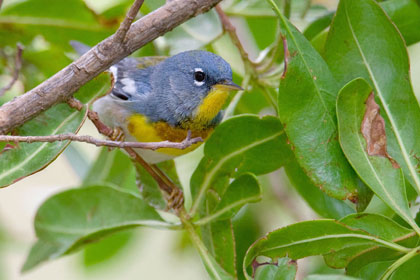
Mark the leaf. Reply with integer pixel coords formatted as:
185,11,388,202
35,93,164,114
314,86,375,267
0,0,113,48
254,258,297,280
243,220,411,279
196,173,262,224
336,78,420,234
282,144,356,220
0,73,111,188
388,254,420,279
269,2,370,206
324,0,420,195
303,0,420,46
135,160,180,210
324,213,416,269
190,115,287,217
305,275,360,280
23,185,165,272
84,147,136,192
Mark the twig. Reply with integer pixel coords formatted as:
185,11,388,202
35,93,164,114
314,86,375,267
0,133,203,150
0,0,223,135
0,44,23,97
215,5,256,74
114,0,145,43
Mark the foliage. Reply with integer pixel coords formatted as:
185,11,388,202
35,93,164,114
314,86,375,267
1,0,420,279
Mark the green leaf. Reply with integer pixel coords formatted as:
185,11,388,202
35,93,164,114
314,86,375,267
324,0,420,196
305,275,360,280
0,73,111,188
283,145,356,219
23,185,164,272
135,160,180,210
388,253,420,279
196,173,261,224
243,220,412,279
0,0,113,48
303,0,420,46
324,213,415,269
84,147,136,192
190,115,287,217
269,1,369,206
336,78,420,234
254,258,297,280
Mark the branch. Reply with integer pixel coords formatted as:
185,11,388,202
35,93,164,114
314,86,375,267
0,133,203,150
114,0,145,43
0,43,23,97
0,0,222,134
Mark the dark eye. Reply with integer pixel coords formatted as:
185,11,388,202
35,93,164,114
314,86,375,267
194,71,206,82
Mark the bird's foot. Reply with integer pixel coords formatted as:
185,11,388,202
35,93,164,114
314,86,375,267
166,188,184,211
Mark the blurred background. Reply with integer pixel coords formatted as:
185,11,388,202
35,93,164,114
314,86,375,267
1,0,420,279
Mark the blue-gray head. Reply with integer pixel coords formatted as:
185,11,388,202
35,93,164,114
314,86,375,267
149,50,241,127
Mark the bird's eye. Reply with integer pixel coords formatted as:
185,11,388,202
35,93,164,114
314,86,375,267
194,71,206,82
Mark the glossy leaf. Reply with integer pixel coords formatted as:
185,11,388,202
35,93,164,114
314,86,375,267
336,78,420,234
282,144,356,219
324,0,420,195
23,185,165,272
190,115,287,217
271,3,369,205
388,254,420,279
243,220,411,278
254,258,297,280
0,73,111,188
324,213,415,269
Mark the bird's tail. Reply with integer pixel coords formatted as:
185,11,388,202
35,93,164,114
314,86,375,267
70,40,91,55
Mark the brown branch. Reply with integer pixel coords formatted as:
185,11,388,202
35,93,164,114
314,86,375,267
0,43,23,97
215,5,256,75
114,0,145,43
0,0,222,134
0,133,203,150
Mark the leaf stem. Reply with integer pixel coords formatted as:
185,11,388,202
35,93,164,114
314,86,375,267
380,247,420,280
179,209,223,280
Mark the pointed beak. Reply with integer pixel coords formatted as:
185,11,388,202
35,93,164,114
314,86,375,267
213,80,243,91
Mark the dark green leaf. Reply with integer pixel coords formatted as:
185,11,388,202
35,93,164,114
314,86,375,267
305,275,360,280
270,2,370,206
0,73,111,188
389,254,420,279
243,220,411,278
190,115,287,217
23,185,164,271
336,78,420,234
324,0,420,196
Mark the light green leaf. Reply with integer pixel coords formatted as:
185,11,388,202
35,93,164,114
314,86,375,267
0,0,112,48
0,73,111,188
388,253,420,279
336,78,420,234
23,185,165,272
190,115,287,217
305,275,360,280
324,0,420,196
254,258,297,280
243,220,412,279
196,173,261,225
268,0,370,207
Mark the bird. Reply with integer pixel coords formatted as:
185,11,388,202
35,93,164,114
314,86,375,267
71,41,242,163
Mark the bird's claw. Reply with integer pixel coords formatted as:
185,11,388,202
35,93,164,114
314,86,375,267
165,188,184,211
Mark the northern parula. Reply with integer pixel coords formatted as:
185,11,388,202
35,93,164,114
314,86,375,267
71,42,242,163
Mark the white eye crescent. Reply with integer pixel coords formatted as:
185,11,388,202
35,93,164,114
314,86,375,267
194,68,206,86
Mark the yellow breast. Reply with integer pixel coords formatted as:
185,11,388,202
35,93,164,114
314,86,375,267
127,114,213,156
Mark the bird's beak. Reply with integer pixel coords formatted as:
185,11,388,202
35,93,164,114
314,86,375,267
214,80,243,91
